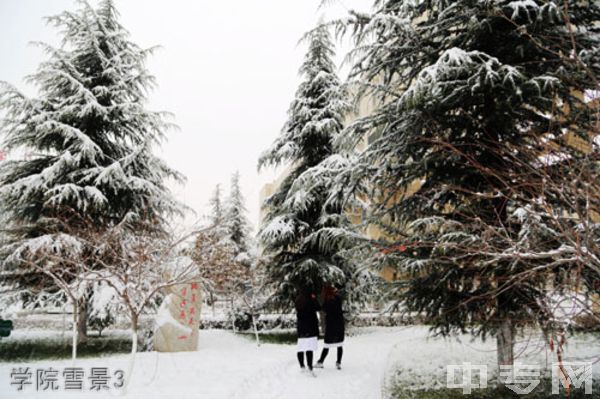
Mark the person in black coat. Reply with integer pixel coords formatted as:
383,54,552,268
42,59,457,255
315,285,345,370
295,289,321,374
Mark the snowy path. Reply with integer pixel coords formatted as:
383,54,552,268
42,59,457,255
229,329,401,399
2,327,599,398
0,328,404,399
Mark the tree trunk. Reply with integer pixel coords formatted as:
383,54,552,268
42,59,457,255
61,302,67,341
122,313,139,394
76,297,88,344
211,292,216,317
497,318,514,367
250,306,260,346
230,298,237,334
71,302,78,361
130,315,139,355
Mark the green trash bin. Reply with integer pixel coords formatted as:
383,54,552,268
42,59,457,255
0,319,13,338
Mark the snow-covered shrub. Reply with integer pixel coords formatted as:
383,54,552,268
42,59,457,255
228,308,254,332
87,282,118,336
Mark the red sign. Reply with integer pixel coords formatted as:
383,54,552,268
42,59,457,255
177,283,199,340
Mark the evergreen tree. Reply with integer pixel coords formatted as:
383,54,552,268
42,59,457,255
258,26,361,305
208,184,224,228
0,0,182,314
225,171,250,255
193,178,252,313
331,0,600,365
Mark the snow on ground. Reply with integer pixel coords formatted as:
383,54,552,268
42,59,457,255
0,328,401,399
1,327,599,399
383,326,600,394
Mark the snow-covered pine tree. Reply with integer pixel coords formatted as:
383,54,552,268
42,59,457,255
224,171,251,256
209,184,224,228
192,179,251,311
258,26,361,305
203,183,230,245
0,0,182,336
330,0,600,366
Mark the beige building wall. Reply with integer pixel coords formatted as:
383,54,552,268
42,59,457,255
258,166,291,223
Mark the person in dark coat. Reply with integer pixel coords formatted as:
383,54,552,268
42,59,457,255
295,289,321,375
315,285,345,369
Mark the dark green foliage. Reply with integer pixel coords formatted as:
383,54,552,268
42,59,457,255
0,0,182,300
258,26,364,305
332,0,600,339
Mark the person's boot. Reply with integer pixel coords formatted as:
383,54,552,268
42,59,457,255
335,362,341,370
314,361,324,368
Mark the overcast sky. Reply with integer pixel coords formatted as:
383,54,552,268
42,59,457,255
0,0,369,231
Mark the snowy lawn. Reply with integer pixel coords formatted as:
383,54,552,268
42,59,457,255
384,327,600,398
0,327,598,399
